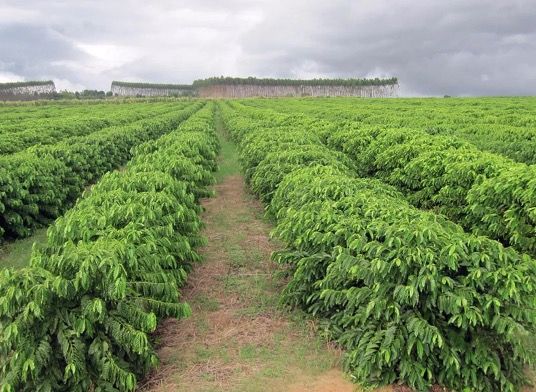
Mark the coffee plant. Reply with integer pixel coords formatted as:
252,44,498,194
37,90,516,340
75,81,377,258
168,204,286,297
219,100,536,391
0,103,218,391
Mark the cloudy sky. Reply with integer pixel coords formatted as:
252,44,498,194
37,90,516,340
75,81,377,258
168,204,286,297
1,0,535,96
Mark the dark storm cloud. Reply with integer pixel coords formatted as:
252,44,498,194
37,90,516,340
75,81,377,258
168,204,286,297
239,0,536,96
1,0,535,96
0,0,260,89
0,23,94,89
1,25,86,66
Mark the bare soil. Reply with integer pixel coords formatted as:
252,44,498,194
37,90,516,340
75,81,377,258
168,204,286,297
139,175,358,392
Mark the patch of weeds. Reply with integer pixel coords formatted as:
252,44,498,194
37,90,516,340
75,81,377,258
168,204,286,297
230,232,247,243
162,350,187,368
219,348,231,364
226,244,247,269
239,344,258,361
195,346,217,362
246,249,265,269
0,228,47,269
262,365,284,378
234,212,253,224
210,211,229,230
251,276,279,302
219,274,242,291
193,294,220,312
195,316,211,335
200,372,216,382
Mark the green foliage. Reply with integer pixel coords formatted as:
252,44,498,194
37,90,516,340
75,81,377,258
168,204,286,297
0,81,55,89
467,165,536,254
193,76,398,87
325,126,536,257
0,103,218,390
0,102,187,154
0,102,204,244
250,145,355,203
242,97,536,165
219,100,536,391
0,152,70,237
241,98,536,258
111,81,195,90
273,168,536,392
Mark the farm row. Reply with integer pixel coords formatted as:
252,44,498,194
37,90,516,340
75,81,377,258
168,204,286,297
240,98,536,258
0,103,219,390
0,101,178,129
1,96,535,391
0,102,202,244
243,97,536,165
0,102,186,154
219,100,536,391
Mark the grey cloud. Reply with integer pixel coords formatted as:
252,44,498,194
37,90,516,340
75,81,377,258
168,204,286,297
1,0,535,95
1,25,80,63
0,24,93,84
239,0,536,96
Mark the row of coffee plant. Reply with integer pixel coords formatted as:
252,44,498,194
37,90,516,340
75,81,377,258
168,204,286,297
0,101,178,127
324,126,536,258
219,101,536,391
241,97,536,165
238,99,536,258
0,102,203,244
0,103,218,391
0,102,183,154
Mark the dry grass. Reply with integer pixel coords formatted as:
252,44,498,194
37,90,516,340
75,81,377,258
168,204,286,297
138,173,357,392
139,113,382,392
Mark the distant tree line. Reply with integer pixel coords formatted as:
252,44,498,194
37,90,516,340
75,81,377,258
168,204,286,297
48,90,114,100
192,76,399,87
112,76,399,91
0,80,55,89
1,77,400,101
0,80,56,101
111,81,195,90
0,81,116,101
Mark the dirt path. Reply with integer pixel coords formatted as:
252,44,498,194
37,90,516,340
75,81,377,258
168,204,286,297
139,170,361,392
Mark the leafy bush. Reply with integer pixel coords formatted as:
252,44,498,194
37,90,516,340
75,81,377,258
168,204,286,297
273,167,536,391
239,98,536,257
0,103,218,390
220,101,536,391
0,102,203,243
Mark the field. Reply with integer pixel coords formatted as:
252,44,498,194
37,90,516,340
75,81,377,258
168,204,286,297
0,97,535,391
